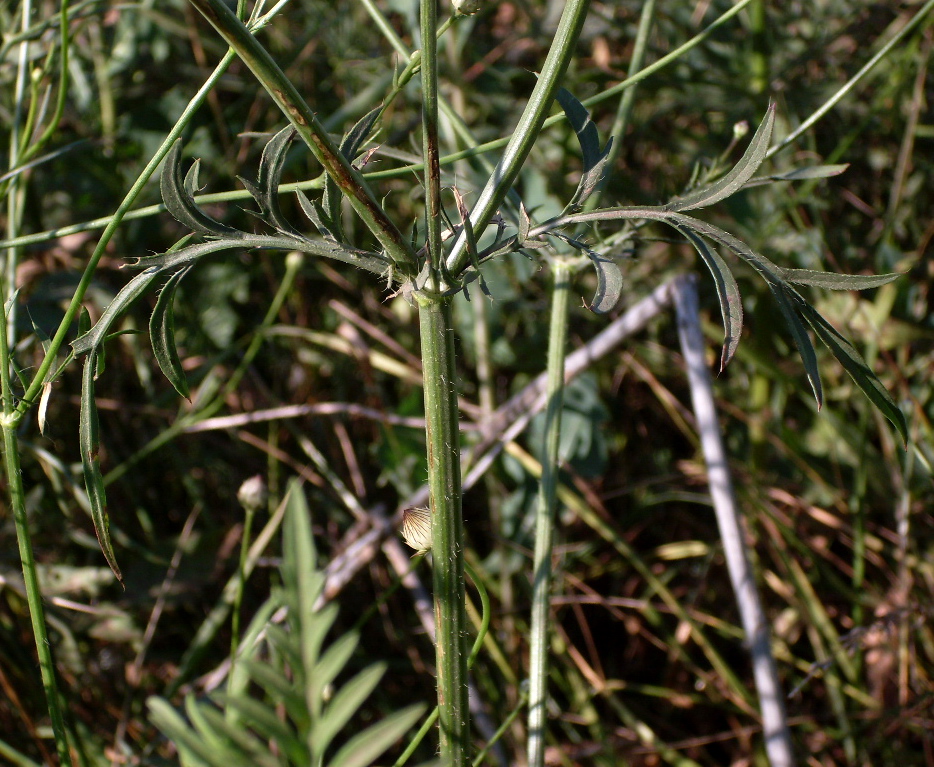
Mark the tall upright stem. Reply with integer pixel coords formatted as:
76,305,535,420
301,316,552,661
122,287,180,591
527,259,572,766
0,323,72,767
417,295,470,765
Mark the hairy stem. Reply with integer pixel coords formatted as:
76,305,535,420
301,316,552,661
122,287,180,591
417,294,469,764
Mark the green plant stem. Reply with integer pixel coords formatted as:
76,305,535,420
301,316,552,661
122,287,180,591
446,0,592,276
421,0,443,290
416,294,469,765
0,359,72,767
527,258,572,767
229,505,254,675
185,0,417,274
392,558,489,767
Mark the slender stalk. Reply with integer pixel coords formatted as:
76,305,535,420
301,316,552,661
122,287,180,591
417,294,469,765
0,337,72,767
445,0,592,275
421,0,443,290
526,259,572,767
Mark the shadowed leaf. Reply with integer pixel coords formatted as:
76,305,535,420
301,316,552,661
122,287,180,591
556,87,613,211
161,139,243,238
794,295,908,445
779,268,902,290
79,351,122,583
666,102,775,213
150,265,192,399
672,223,742,370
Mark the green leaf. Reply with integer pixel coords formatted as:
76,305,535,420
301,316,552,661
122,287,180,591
161,139,244,239
191,703,280,767
768,282,823,406
671,223,742,370
340,106,381,166
666,102,775,212
794,296,908,445
584,248,623,314
326,703,427,767
148,697,221,767
311,631,360,705
213,694,306,763
238,126,300,235
744,163,849,188
556,87,613,211
667,214,823,403
312,663,386,757
779,268,902,291
239,659,308,726
150,265,192,399
72,267,164,356
321,107,379,244
79,351,122,583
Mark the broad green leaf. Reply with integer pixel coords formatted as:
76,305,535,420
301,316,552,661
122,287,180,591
311,632,360,705
779,268,902,291
556,87,613,211
239,659,307,725
326,703,427,767
148,697,227,767
150,265,192,399
161,139,243,239
794,296,908,445
583,248,623,314
312,663,386,757
185,697,233,756
193,704,281,767
666,102,775,212
672,223,742,370
281,482,328,719
79,351,121,583
213,694,306,762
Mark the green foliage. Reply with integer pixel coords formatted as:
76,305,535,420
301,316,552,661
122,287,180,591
147,483,425,767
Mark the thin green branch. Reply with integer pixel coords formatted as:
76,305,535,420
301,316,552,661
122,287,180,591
527,259,572,767
445,0,592,276
421,0,443,290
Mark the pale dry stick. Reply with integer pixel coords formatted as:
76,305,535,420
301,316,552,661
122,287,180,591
181,402,461,433
671,274,795,767
319,278,676,603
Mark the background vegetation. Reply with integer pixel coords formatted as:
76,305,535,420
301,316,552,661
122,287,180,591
1,0,932,764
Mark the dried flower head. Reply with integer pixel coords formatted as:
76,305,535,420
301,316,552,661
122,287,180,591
401,506,432,554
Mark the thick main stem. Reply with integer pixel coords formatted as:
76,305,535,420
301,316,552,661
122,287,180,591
417,295,469,764
527,260,572,766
